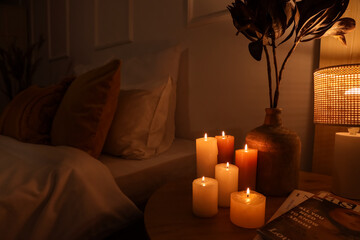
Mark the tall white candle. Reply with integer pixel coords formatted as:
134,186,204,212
332,132,360,199
215,162,239,207
230,188,266,228
192,176,218,217
196,133,218,177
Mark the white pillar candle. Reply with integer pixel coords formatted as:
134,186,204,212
230,188,266,228
215,162,239,207
332,132,360,199
196,133,218,177
192,176,218,217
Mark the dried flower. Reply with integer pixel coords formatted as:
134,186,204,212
228,0,355,108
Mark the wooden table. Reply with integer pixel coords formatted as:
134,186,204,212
144,171,332,240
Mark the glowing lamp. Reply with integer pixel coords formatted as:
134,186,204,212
314,64,360,199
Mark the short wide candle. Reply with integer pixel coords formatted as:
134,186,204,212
230,188,266,228
196,134,218,177
215,131,234,163
215,162,239,207
192,177,218,217
235,144,258,190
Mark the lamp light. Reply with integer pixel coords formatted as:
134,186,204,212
314,64,360,199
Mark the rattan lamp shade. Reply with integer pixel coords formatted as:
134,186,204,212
314,64,360,127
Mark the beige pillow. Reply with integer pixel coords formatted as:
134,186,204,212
103,77,173,159
103,46,181,159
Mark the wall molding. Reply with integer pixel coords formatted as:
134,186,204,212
187,0,231,28
46,0,70,61
29,0,35,44
94,0,133,50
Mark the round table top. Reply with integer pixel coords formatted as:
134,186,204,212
144,171,332,240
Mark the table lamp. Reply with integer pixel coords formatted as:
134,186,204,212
314,64,360,200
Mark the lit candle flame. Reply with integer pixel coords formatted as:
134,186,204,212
226,162,229,171
202,176,205,186
245,144,248,152
222,131,225,139
246,187,250,198
204,133,208,141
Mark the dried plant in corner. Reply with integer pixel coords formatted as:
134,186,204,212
228,0,356,108
0,36,44,100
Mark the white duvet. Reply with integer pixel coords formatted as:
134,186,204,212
0,135,142,240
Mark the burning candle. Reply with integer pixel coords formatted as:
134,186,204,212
215,162,239,207
215,131,235,163
230,188,266,228
235,144,258,190
196,133,218,177
192,176,218,217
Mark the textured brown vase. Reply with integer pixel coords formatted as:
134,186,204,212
245,108,301,197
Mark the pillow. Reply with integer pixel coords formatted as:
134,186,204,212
102,46,181,159
51,60,121,158
103,77,173,159
0,77,74,144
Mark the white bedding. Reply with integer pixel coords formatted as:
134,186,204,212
0,135,142,240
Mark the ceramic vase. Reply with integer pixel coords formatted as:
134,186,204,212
245,108,301,196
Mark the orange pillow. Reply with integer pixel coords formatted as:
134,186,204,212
51,60,121,158
0,77,74,144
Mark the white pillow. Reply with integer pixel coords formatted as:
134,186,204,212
103,45,182,159
103,77,173,159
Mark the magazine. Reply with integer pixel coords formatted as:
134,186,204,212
253,189,313,240
257,191,360,240
269,189,314,222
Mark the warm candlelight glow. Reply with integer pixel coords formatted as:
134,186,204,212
215,163,239,207
230,189,266,228
192,177,218,217
196,134,218,177
215,132,234,164
345,87,360,95
235,145,258,190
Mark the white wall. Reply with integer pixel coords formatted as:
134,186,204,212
29,0,316,170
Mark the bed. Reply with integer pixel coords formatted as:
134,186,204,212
0,135,142,239
100,138,196,209
0,46,196,239
0,134,195,239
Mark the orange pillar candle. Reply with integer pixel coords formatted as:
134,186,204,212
230,188,266,228
196,133,218,177
215,162,239,207
235,144,258,190
192,176,218,217
215,131,235,163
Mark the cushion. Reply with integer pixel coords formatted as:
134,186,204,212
103,46,181,159
0,77,73,144
103,77,173,159
51,60,121,158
